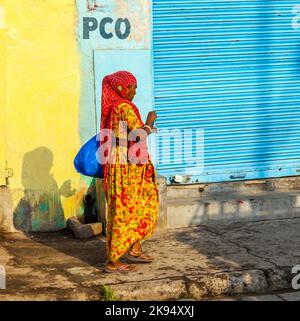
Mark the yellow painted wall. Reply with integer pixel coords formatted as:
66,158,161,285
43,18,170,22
0,0,7,185
2,0,89,231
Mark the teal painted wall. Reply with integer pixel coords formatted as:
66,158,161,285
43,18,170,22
76,0,154,144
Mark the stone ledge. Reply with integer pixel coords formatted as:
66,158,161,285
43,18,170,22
185,270,268,299
81,268,293,301
108,278,187,301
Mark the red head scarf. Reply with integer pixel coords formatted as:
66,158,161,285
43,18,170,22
100,71,148,192
101,71,139,127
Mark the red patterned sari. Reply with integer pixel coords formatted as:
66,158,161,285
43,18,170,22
100,71,159,262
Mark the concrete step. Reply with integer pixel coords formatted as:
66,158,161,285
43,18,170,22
167,176,300,200
167,191,300,229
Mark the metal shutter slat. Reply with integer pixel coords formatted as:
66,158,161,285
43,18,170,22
153,0,300,183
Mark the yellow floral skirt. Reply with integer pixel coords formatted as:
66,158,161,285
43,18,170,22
104,156,159,262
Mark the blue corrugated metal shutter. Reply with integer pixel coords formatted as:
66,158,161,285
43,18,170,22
152,0,300,184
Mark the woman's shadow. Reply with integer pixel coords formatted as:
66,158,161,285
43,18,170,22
13,146,107,267
14,147,76,232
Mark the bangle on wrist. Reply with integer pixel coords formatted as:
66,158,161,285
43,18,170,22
143,125,152,134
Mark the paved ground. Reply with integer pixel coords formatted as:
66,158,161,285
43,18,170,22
0,217,300,301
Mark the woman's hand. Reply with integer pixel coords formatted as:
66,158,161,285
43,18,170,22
146,111,157,126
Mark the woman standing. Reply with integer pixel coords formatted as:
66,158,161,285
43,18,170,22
100,71,159,273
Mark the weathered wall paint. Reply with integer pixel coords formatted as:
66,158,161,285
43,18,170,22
2,0,90,232
1,0,154,232
0,0,7,186
76,0,154,131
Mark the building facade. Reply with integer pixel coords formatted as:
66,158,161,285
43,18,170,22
1,0,300,232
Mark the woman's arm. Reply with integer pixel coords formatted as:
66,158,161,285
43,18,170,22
145,111,157,128
119,103,157,141
138,111,158,139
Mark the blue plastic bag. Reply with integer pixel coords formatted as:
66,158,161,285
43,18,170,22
74,133,104,178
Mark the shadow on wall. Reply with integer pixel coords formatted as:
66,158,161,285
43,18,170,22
13,147,76,232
